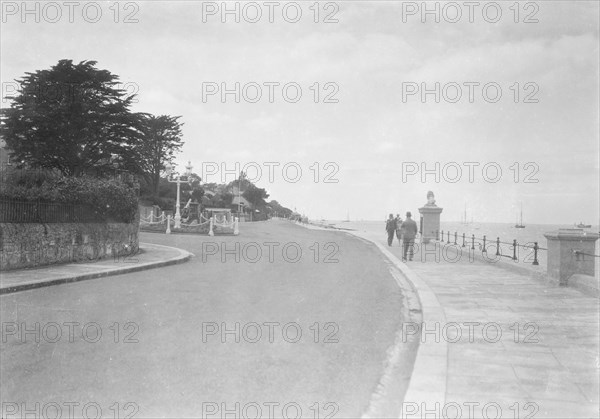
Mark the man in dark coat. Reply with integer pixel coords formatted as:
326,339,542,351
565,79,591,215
400,211,418,261
385,213,396,246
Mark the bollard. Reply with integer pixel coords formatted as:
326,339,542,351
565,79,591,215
482,235,487,253
441,230,443,241
512,239,517,261
454,232,457,245
496,237,500,256
533,242,539,265
462,233,465,247
436,230,439,241
471,234,475,250
447,230,450,244
209,216,214,236
166,215,171,234
161,211,165,222
234,217,239,236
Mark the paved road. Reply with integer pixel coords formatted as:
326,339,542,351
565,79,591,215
1,220,410,418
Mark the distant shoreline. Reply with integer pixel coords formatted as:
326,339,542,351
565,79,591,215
312,219,599,228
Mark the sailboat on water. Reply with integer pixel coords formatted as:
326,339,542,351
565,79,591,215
461,204,470,225
462,204,479,228
515,203,525,228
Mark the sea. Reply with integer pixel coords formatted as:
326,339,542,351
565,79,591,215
314,219,600,276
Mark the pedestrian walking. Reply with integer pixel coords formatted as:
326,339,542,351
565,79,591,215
395,214,403,246
400,212,418,261
385,213,396,246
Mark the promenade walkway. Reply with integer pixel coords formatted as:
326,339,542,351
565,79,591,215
353,227,599,419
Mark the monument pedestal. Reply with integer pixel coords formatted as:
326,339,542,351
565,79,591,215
544,229,599,285
419,206,443,244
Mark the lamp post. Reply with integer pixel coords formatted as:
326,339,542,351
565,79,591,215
166,161,193,229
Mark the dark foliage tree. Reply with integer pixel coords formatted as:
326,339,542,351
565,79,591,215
267,200,293,218
180,173,204,204
226,171,269,208
242,182,269,207
0,59,142,175
138,114,184,196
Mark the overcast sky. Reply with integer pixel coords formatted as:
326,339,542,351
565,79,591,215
1,1,598,224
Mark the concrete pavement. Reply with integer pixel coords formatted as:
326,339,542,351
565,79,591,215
349,227,600,419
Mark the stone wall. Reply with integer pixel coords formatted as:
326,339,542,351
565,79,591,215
0,213,140,271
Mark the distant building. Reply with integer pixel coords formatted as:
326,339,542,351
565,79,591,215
231,195,251,209
230,185,252,214
202,183,255,220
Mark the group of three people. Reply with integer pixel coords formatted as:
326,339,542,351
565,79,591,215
386,212,418,261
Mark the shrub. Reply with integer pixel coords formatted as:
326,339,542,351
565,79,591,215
139,195,175,211
0,169,138,223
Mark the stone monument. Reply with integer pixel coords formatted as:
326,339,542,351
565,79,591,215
418,191,443,244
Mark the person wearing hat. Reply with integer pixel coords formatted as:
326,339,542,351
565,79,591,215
400,211,418,261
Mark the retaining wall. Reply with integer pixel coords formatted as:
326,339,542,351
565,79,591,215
0,213,139,271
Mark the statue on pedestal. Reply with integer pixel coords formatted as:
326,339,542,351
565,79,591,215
426,191,436,207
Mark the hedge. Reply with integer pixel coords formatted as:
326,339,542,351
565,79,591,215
0,169,138,223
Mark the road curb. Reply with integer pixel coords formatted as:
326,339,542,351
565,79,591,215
350,233,448,419
0,243,193,295
295,221,448,417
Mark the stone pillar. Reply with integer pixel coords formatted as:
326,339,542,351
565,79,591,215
544,229,599,285
418,206,443,244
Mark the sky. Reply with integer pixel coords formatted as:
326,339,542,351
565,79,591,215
1,0,599,224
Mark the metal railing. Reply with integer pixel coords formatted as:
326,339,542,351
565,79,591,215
0,199,105,223
574,250,600,259
436,229,546,266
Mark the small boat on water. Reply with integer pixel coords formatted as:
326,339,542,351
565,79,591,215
461,203,470,225
342,211,350,222
576,222,592,228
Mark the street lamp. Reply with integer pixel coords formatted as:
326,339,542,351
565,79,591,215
166,161,193,229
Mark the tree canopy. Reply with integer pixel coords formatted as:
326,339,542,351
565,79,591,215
0,59,142,175
137,114,184,195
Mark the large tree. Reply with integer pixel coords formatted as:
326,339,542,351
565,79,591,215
267,200,293,218
226,171,269,207
138,114,184,196
0,59,142,175
242,182,270,207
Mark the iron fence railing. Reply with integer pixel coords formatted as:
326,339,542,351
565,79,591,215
436,229,547,266
0,200,105,223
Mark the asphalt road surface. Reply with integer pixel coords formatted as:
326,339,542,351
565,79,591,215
1,220,409,418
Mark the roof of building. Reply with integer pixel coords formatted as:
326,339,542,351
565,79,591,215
232,196,251,207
